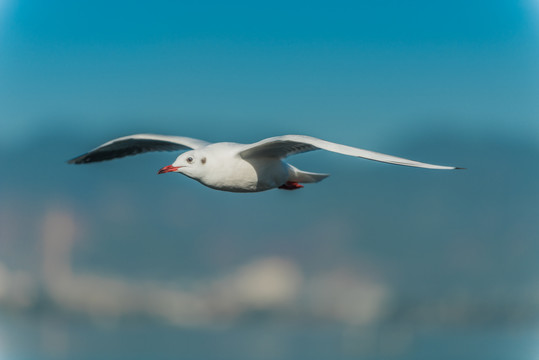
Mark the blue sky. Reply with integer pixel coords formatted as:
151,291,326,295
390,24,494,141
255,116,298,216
0,0,538,149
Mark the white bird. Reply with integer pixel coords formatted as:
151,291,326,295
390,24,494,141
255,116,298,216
69,134,462,192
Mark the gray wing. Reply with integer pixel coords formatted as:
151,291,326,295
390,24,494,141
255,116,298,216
68,134,210,164
239,135,460,170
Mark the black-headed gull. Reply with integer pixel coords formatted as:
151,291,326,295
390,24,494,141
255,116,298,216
69,134,461,192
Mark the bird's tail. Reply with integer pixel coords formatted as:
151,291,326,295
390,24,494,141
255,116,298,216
286,164,329,183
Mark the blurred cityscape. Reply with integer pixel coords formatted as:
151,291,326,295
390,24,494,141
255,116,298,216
2,201,539,329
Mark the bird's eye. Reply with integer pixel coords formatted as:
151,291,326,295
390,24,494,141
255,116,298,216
187,157,194,163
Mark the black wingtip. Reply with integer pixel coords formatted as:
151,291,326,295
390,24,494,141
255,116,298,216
67,153,91,164
455,167,466,170
67,158,81,164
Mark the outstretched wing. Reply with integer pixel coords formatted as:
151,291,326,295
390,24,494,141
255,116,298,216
68,134,210,164
239,135,460,170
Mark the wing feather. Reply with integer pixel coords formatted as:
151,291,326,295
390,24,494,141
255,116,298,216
239,135,460,170
68,134,209,164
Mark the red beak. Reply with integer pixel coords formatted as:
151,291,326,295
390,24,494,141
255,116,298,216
158,165,180,174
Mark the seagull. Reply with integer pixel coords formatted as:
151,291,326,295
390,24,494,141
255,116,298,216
69,134,461,192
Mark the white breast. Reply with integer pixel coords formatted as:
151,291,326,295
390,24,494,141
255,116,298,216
197,144,289,192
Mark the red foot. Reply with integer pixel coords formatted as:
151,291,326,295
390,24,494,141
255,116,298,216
278,181,304,190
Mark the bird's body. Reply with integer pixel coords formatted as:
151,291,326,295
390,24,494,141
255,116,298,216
69,134,461,192
182,142,292,192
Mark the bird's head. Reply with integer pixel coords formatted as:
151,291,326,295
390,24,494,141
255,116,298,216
158,151,207,179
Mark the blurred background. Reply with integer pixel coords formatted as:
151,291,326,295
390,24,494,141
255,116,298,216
1,0,539,359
